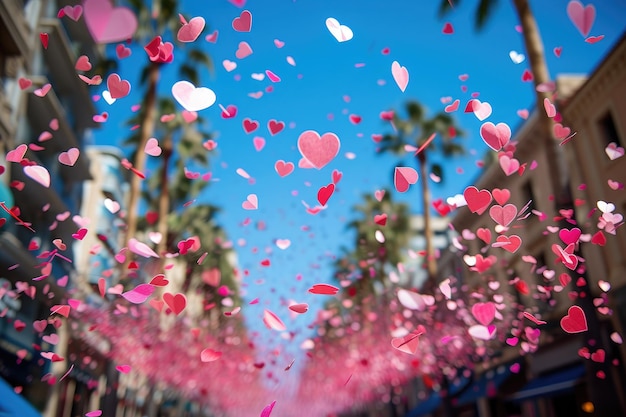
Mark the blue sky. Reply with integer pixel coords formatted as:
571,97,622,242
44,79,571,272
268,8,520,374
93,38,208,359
92,0,626,383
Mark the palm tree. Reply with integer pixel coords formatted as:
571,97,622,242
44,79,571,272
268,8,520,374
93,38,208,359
438,0,566,204
380,101,464,286
121,0,213,274
331,190,410,323
349,192,410,291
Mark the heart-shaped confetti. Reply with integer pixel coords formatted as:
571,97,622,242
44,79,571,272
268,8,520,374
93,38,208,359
274,160,294,177
567,0,595,38
172,81,216,111
391,327,425,355
58,148,80,166
297,130,340,169
232,10,252,32
394,167,418,193
121,284,155,304
177,16,205,43
325,17,353,42
163,293,187,315
391,61,409,92
24,165,51,188
480,122,511,151
560,305,588,333
83,0,137,44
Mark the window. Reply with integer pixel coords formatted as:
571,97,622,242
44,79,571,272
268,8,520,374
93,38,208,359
597,110,622,148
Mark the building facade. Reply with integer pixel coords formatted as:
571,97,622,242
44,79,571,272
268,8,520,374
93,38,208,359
0,0,102,415
415,34,626,417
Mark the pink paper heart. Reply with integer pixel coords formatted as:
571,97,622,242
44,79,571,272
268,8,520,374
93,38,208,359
83,0,137,44
468,324,496,340
444,99,460,113
127,238,159,258
181,110,198,123
489,204,518,227
266,70,281,83
144,138,162,156
263,309,286,331
394,167,418,193
62,5,83,21
106,73,130,99
567,0,595,38
391,61,409,92
232,10,252,32
177,16,205,43
205,30,218,43
58,148,80,166
252,137,265,151
172,81,216,111
297,130,340,169
472,100,492,121
23,165,50,188
200,348,222,362
480,122,511,151
242,194,258,210
116,365,131,374
260,401,276,417
289,303,309,314
75,55,91,71
235,41,253,59
6,144,28,162
274,160,294,177
391,327,425,355
471,302,496,326
121,284,155,304
499,154,520,176
34,84,52,97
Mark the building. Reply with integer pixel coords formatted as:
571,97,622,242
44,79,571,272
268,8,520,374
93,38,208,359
414,33,626,417
0,0,102,415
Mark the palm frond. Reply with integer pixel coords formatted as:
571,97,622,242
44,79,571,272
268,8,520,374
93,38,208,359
476,0,500,30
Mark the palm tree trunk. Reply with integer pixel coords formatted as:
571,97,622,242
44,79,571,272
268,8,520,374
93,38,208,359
512,0,567,204
156,132,172,267
123,62,160,275
417,151,437,287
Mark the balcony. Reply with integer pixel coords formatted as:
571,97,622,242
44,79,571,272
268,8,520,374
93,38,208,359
38,18,96,131
26,76,91,181
0,1,31,60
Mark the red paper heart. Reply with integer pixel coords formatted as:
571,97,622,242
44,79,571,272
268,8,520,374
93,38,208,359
317,183,335,206
162,293,187,315
267,119,285,136
308,284,339,295
463,186,492,215
242,118,259,134
391,326,425,355
560,305,587,333
232,10,252,32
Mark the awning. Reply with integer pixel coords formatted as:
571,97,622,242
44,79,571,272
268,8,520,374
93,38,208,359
0,377,42,417
508,364,585,402
406,393,441,417
454,365,515,406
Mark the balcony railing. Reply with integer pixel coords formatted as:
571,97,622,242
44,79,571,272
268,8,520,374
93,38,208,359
0,1,31,61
